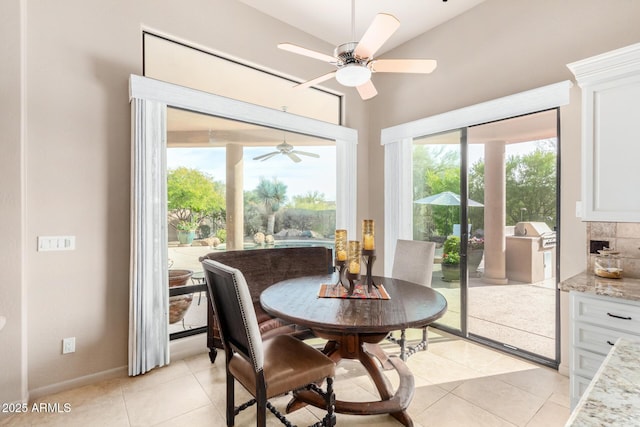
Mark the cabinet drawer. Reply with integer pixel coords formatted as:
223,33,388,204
571,347,606,379
570,374,593,411
573,321,640,355
573,293,640,335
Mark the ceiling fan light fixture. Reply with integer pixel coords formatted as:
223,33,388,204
335,64,371,87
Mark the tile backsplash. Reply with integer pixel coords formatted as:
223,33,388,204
587,222,640,279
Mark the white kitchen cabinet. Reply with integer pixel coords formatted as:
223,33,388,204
569,292,640,409
567,43,640,222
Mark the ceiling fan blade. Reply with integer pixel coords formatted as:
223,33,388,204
356,79,378,100
295,71,337,89
278,43,336,63
253,152,279,161
370,59,438,74
354,13,400,59
291,150,320,158
287,152,302,163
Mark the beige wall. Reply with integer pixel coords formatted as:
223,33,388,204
0,0,27,407
3,0,640,401
3,0,369,400
370,0,640,374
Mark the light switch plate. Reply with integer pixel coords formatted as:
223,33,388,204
38,236,76,251
575,201,582,218
62,337,75,354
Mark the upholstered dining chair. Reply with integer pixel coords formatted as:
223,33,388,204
201,259,336,427
388,239,436,360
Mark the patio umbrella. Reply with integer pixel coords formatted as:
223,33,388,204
414,191,484,236
414,191,484,207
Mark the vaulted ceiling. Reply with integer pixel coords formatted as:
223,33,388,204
237,0,485,55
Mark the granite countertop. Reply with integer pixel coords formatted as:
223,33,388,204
566,339,640,426
559,272,640,302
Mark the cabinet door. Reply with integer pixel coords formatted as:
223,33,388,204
571,346,606,379
570,374,593,410
573,292,640,334
583,77,640,221
568,42,640,222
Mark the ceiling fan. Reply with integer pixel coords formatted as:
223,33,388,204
253,138,320,163
278,0,438,100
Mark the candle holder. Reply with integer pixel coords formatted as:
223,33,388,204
362,249,378,293
334,229,348,262
334,229,349,288
345,240,362,295
335,259,347,287
345,271,360,296
362,219,375,251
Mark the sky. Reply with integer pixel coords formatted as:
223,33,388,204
167,146,337,202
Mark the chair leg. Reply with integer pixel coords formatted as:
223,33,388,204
422,326,429,350
324,377,336,427
226,370,235,427
256,388,267,427
399,329,407,361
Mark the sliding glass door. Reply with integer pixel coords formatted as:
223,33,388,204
466,110,559,363
409,110,560,366
412,129,464,334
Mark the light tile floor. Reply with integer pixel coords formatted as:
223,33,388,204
1,330,570,427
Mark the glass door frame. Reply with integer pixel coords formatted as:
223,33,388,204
463,110,562,368
381,81,572,368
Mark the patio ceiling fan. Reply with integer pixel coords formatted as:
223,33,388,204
253,138,320,163
278,0,437,100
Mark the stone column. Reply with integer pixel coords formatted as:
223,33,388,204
483,141,509,285
225,144,243,250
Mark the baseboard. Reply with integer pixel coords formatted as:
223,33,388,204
169,333,208,361
27,335,208,401
28,365,128,401
558,361,570,377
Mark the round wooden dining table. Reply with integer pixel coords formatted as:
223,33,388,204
260,273,447,427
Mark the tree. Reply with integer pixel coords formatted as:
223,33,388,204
505,148,556,226
468,146,557,229
254,177,288,235
417,142,557,239
289,191,333,210
413,145,461,237
468,159,486,232
167,167,225,228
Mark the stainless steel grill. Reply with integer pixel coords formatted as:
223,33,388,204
514,221,556,248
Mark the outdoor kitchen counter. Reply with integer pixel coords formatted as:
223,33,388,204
565,338,640,426
559,271,640,302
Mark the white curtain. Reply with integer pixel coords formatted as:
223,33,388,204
383,138,413,275
128,98,169,376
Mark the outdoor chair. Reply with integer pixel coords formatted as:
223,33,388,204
387,239,436,360
201,259,336,427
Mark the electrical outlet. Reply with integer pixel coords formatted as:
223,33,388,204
62,337,75,354
590,240,609,254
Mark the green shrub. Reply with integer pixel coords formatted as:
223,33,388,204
443,235,460,255
442,252,461,264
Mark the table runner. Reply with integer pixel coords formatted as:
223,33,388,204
318,283,390,299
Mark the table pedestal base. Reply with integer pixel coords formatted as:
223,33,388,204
289,331,415,426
